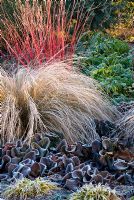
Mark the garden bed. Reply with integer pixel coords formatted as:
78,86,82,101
0,111,134,200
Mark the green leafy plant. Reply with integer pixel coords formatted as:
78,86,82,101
66,0,120,30
107,1,134,42
3,178,58,200
70,184,121,200
77,32,134,103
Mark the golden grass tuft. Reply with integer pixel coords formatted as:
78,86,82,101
3,178,58,200
0,62,120,144
70,184,121,200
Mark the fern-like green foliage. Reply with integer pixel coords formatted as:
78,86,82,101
70,184,121,200
76,32,134,103
3,178,58,200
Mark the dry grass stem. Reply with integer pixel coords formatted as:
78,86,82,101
117,107,134,143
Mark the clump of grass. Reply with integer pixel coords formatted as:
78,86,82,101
0,68,8,102
3,178,58,200
117,107,134,143
70,184,121,200
0,62,120,144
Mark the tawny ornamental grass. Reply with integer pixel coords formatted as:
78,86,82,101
0,63,120,144
117,106,134,143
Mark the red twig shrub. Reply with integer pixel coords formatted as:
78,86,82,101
0,0,95,66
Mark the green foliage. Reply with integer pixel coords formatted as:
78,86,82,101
0,0,16,22
70,184,120,200
108,1,134,42
3,178,58,200
112,0,134,26
76,32,134,103
66,0,118,30
67,0,126,30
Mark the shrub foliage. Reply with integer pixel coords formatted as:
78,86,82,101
107,1,134,42
77,32,134,103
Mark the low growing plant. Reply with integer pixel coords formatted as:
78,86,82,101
70,184,121,200
76,32,134,103
3,178,58,200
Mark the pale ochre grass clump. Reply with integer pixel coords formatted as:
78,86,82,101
70,184,121,200
117,107,134,143
3,178,58,200
0,62,120,144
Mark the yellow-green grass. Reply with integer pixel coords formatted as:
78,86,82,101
70,184,121,200
3,178,58,200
